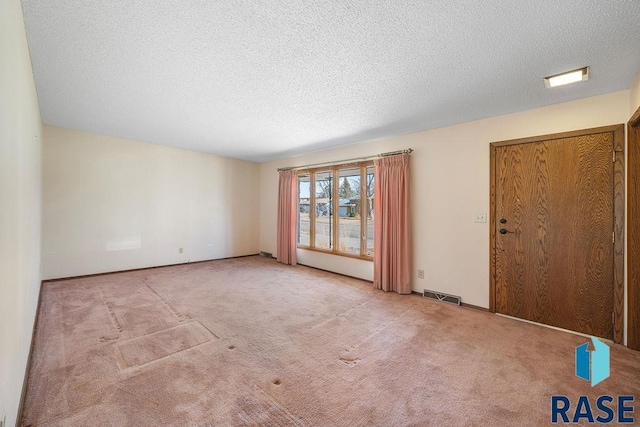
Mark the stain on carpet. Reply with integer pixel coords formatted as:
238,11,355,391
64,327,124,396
339,356,361,367
116,321,215,369
98,333,119,343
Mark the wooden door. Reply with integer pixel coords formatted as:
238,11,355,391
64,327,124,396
629,108,640,350
490,126,624,342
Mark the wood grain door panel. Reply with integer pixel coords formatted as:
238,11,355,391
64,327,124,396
494,132,614,339
629,109,640,350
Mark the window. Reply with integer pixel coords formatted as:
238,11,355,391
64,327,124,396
298,174,311,246
365,165,374,256
315,171,333,250
297,162,374,260
337,168,360,255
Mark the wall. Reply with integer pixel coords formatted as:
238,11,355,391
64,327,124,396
628,71,640,346
260,90,630,308
0,0,43,425
631,72,640,116
42,126,260,279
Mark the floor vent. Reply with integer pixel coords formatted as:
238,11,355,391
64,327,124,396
259,251,274,258
423,289,461,306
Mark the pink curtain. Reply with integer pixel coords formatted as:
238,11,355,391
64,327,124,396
374,154,411,294
277,169,298,265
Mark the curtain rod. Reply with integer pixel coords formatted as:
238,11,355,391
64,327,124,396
276,149,413,172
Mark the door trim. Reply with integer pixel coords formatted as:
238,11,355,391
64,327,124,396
628,107,640,350
489,125,625,344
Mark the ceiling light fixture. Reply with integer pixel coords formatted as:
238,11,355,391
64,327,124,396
544,67,590,88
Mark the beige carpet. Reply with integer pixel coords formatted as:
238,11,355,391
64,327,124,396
22,256,640,426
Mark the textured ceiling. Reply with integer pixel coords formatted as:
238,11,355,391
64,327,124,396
21,0,640,162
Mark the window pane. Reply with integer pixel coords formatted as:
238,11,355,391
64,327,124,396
314,171,333,250
366,166,374,256
298,174,310,245
337,168,361,254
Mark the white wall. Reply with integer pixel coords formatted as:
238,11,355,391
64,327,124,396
631,72,640,116
260,90,630,308
42,126,260,279
0,0,43,425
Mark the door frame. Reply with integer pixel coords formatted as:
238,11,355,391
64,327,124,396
489,124,625,344
628,108,640,350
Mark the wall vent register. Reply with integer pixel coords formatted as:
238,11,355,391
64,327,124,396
423,289,461,306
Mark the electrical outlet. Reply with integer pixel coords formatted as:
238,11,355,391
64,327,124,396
473,213,487,223
178,247,183,254
417,269,424,279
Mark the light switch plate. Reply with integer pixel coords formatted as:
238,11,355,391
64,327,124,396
474,213,487,223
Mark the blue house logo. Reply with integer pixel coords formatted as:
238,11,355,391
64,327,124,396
575,337,610,386
551,338,634,423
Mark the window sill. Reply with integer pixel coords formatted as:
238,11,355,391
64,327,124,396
297,245,373,262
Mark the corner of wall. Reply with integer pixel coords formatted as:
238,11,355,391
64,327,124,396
630,71,640,117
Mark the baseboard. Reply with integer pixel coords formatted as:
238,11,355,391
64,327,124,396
460,302,490,312
42,253,260,283
495,313,607,342
16,280,44,427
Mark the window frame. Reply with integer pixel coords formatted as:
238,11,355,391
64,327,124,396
297,161,374,261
